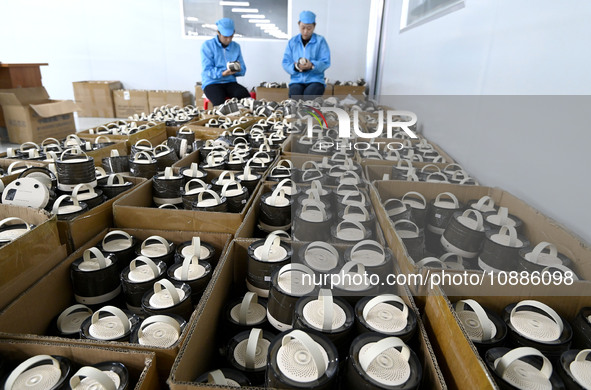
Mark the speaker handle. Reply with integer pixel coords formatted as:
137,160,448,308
70,366,116,390
154,279,181,305
359,337,410,372
130,256,160,279
82,247,108,269
245,328,264,369
541,265,578,280
401,191,426,209
281,330,327,378
141,235,170,254
91,306,130,334
434,191,459,208
455,299,495,341
107,174,125,186
57,304,92,333
4,355,61,390
494,347,552,380
138,315,181,340
318,289,335,331
510,300,563,335
0,217,31,232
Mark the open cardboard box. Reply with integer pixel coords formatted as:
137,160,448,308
113,178,259,234
0,204,66,310
423,283,591,390
57,176,146,253
113,89,150,118
369,180,591,280
168,239,447,389
0,87,78,144
0,339,159,390
0,227,231,380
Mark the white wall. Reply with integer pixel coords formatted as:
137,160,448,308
0,0,370,99
379,0,591,243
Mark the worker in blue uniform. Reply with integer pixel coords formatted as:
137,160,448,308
201,18,250,106
282,10,331,99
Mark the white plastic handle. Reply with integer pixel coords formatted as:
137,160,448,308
245,328,263,369
70,366,117,390
336,220,367,237
359,337,411,372
7,161,30,174
393,219,420,236
498,225,519,247
137,315,181,339
130,256,160,279
396,159,413,169
82,247,108,269
107,174,125,186
141,235,170,254
60,147,88,162
415,257,445,268
530,242,558,264
343,202,370,220
239,292,258,325
351,240,385,263
402,191,427,208
154,279,181,305
52,194,81,215
153,144,171,156
260,231,288,261
460,209,484,231
341,190,366,206
435,192,459,208
301,201,327,220
363,295,409,322
339,261,366,276
455,299,495,341
510,300,564,335
72,183,97,199
57,304,92,331
185,179,208,194
494,347,552,380
207,370,228,385
304,242,339,264
318,289,335,331
94,135,111,144
281,330,326,378
0,217,31,232
384,198,407,216
197,189,222,205
268,187,287,207
135,139,153,149
91,305,130,334
221,180,243,197
189,163,202,178
217,170,236,184
474,196,495,211
421,164,441,173
133,151,154,162
4,355,61,390
180,255,200,281
426,172,448,182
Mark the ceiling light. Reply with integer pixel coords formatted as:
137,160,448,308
249,19,269,23
231,8,258,12
241,14,265,18
186,16,199,22
219,1,250,6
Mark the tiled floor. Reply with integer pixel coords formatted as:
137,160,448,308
0,115,122,152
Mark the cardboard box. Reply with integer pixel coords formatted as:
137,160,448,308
369,181,591,279
0,87,77,144
255,86,289,102
56,176,145,253
0,204,66,310
333,84,367,97
323,83,334,96
148,90,193,112
0,340,159,390
0,227,232,380
424,284,591,390
113,179,259,234
168,239,447,389
114,90,150,118
72,80,122,117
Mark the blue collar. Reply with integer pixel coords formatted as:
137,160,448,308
299,33,317,44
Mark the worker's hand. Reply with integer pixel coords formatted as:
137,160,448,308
296,60,313,71
222,69,236,77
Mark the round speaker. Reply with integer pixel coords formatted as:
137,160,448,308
48,304,93,338
344,333,422,390
0,217,34,248
246,231,292,297
504,300,573,361
3,355,73,390
454,299,507,356
556,349,591,390
293,289,354,359
332,262,377,306
223,292,269,336
129,314,187,348
519,242,576,276
296,241,341,275
69,361,129,390
483,207,524,234
167,255,212,304
441,209,486,259
135,236,176,267
355,295,417,342
70,248,121,306
266,330,339,390
120,256,167,314
485,347,565,390
191,189,227,213
100,230,138,268
226,328,275,385
141,279,193,321
344,240,394,276
80,306,139,342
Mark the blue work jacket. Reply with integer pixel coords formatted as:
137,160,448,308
282,33,331,85
201,37,246,89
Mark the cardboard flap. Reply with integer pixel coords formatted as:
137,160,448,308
30,100,78,117
0,87,49,106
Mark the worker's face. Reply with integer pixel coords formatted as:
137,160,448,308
298,21,315,40
217,32,233,45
